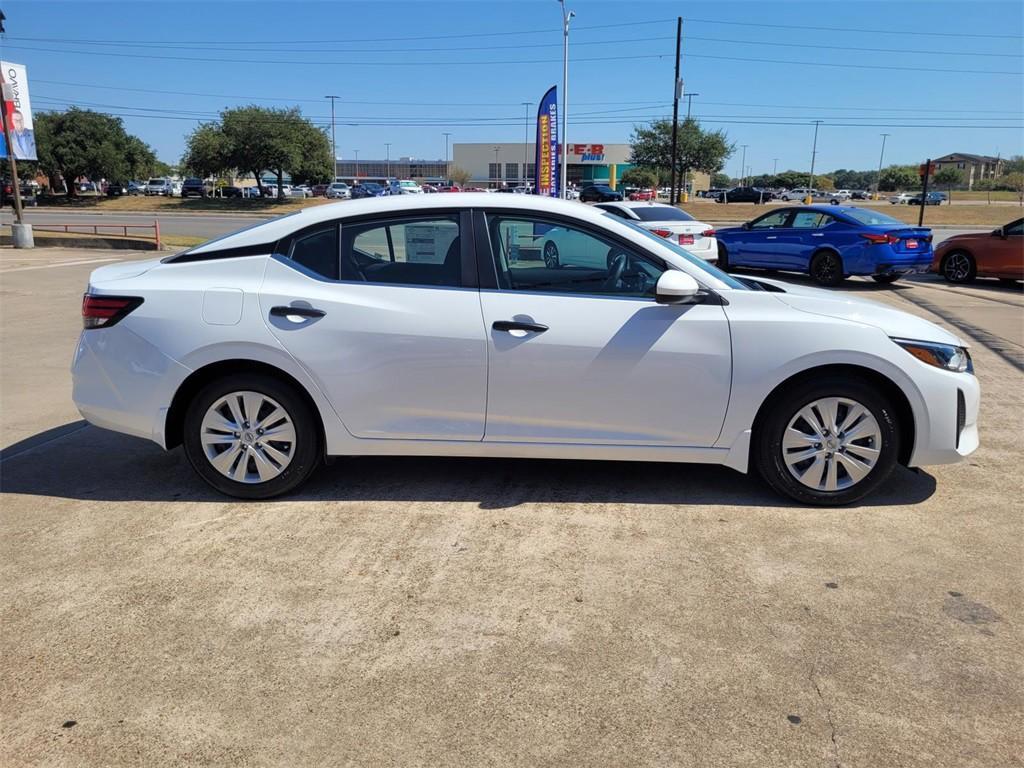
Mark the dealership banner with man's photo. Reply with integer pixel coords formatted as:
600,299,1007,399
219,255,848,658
535,85,558,197
0,61,37,161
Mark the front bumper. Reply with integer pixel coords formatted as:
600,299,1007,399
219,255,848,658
908,364,980,467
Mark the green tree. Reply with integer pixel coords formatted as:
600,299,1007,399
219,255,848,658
815,176,835,191
182,123,232,179
33,108,160,195
711,172,731,188
932,167,963,201
1002,155,1024,175
620,167,658,190
630,118,734,196
878,165,919,192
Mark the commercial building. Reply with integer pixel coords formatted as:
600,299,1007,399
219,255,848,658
932,153,1005,190
333,158,448,184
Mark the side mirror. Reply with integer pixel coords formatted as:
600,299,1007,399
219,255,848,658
656,270,701,304
742,221,751,230
992,227,1005,238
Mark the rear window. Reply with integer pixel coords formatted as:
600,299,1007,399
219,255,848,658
631,207,695,223
148,179,164,186
842,209,906,227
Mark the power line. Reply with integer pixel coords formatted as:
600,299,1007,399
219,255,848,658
6,44,1020,75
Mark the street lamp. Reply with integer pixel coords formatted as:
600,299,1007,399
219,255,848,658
806,120,822,204
557,0,574,199
521,101,531,186
353,149,359,179
740,144,748,186
325,95,339,180
493,146,500,188
443,132,452,182
385,143,391,179
874,133,890,200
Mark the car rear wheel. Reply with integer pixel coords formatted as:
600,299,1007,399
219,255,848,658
755,376,899,505
942,251,976,283
183,374,321,499
872,274,900,284
809,250,844,287
543,241,560,268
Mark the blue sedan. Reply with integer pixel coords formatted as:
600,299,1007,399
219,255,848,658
716,206,933,286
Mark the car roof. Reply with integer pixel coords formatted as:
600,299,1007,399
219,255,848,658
186,194,607,253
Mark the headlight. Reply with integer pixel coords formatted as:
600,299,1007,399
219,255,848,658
892,338,973,373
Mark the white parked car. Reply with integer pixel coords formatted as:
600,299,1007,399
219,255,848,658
72,194,979,505
833,189,852,200
292,185,312,198
398,180,424,194
145,178,171,196
326,182,351,199
594,201,717,262
889,193,913,205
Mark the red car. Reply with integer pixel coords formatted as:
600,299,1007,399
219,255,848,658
437,185,461,193
932,218,1023,284
311,184,329,197
628,189,655,201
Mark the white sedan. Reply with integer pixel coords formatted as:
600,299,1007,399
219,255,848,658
72,194,979,504
594,201,717,262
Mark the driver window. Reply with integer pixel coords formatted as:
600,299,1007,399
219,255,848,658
486,215,664,298
750,211,790,229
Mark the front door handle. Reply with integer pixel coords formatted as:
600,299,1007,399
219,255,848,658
493,320,548,334
765,236,777,240
270,305,326,319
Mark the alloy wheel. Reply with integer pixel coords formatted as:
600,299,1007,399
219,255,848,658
782,397,882,492
543,242,559,268
200,390,296,483
944,252,973,282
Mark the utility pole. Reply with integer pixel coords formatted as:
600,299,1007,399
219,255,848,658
521,102,531,186
558,0,574,199
806,120,822,204
443,132,451,183
739,145,748,186
325,95,339,180
385,143,391,179
669,16,682,205
874,133,890,200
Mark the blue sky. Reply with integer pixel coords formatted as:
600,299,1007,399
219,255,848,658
3,0,1021,174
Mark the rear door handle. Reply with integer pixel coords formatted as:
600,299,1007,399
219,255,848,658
812,233,824,237
493,320,548,334
270,305,326,318
765,236,777,240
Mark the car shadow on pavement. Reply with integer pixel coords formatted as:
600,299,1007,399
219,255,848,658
0,423,936,508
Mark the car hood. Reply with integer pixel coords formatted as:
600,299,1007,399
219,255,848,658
89,257,162,285
756,278,965,346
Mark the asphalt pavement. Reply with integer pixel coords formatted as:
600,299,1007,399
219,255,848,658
1,247,1021,767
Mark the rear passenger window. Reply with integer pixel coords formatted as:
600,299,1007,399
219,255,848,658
289,226,339,279
341,216,463,287
791,212,828,229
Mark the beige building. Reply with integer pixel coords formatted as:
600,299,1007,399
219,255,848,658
932,153,1005,189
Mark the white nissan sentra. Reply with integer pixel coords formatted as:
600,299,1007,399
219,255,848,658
72,194,979,505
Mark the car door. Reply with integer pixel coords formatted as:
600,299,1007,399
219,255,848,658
476,210,732,446
731,209,794,267
991,218,1023,277
782,210,832,268
259,211,488,441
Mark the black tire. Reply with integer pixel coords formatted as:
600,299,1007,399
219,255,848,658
543,241,560,268
754,375,900,506
183,373,322,499
872,274,900,284
717,242,730,271
998,278,1020,286
941,250,976,284
809,250,844,287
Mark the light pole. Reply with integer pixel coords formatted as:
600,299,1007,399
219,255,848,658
739,145,748,186
772,158,779,176
874,133,890,200
353,149,359,179
680,91,699,202
521,101,531,186
557,0,574,199
443,132,451,182
385,143,391,179
325,95,339,180
493,146,500,188
806,120,822,204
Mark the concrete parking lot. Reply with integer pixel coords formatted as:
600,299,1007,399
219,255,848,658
1,247,1021,767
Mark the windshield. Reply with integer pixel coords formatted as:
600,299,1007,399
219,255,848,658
148,179,164,185
632,206,696,223
842,208,908,227
605,214,748,290
364,183,382,191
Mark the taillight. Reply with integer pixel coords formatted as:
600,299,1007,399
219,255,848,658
678,234,695,245
82,294,143,329
651,228,672,238
861,232,900,245
702,229,716,237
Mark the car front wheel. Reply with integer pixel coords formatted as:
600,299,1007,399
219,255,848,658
543,241,560,268
183,374,321,499
942,251,976,283
755,376,899,505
